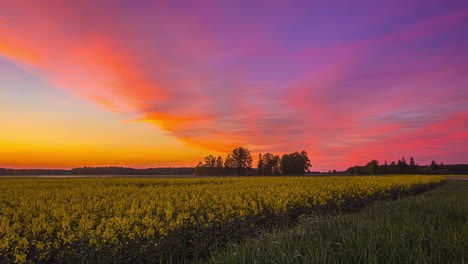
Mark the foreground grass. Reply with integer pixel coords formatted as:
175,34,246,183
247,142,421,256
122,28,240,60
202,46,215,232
207,180,467,264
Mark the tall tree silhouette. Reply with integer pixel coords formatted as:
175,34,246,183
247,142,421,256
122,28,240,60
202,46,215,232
228,147,253,176
257,153,265,175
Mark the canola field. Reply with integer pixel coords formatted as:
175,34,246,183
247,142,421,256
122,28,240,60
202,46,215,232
0,175,445,263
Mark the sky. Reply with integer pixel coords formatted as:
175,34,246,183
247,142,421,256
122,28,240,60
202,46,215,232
0,0,467,171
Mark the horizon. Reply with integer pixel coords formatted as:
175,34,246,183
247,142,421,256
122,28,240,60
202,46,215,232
1,0,467,171
1,156,460,172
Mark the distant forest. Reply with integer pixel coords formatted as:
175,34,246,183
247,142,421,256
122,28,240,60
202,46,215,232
340,157,468,175
0,167,194,176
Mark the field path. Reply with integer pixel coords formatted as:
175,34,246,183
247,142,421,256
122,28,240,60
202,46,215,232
446,177,468,181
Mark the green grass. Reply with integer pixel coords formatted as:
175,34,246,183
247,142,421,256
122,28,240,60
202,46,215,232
206,180,468,264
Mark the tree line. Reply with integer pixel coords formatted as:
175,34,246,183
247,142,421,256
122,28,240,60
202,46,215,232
194,147,311,176
0,167,195,176
2,156,466,177
344,157,461,175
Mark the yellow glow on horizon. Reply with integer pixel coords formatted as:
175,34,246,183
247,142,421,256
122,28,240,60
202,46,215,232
0,98,220,169
0,124,216,169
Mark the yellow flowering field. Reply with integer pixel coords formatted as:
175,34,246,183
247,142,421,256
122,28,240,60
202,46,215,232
0,175,445,263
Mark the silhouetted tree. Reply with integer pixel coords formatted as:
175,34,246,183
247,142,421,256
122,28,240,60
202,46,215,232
366,160,380,175
409,156,417,173
381,160,389,174
397,157,408,173
227,147,253,176
270,154,281,175
280,154,293,175
224,154,235,175
389,161,397,174
257,153,265,175
280,151,311,175
258,153,280,175
430,160,439,172
300,151,312,173
194,155,225,176
215,156,224,175
204,155,216,168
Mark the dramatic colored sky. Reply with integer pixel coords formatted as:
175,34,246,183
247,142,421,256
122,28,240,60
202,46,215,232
1,0,467,171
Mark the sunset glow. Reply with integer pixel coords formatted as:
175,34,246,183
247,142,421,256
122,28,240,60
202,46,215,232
1,0,467,171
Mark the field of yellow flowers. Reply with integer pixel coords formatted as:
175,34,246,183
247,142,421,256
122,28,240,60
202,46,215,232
0,175,445,263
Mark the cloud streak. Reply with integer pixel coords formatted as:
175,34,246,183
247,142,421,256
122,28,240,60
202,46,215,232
1,0,467,170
